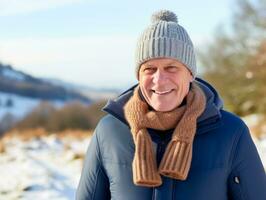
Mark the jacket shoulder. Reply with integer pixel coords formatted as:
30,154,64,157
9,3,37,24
96,114,129,134
220,109,248,131
94,114,132,146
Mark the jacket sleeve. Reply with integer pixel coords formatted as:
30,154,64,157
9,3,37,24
76,127,111,200
228,124,266,199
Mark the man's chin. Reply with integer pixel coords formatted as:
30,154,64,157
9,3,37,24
151,104,173,112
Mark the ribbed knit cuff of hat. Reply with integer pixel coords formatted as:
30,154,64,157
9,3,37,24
135,38,196,79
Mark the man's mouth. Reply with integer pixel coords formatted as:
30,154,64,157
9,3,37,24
152,89,173,95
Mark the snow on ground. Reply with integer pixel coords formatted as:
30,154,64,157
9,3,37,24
0,132,265,200
0,135,90,200
242,115,266,166
256,136,266,167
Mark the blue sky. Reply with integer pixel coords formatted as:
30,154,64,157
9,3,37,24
0,0,235,89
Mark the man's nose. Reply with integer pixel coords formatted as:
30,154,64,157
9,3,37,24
153,70,167,83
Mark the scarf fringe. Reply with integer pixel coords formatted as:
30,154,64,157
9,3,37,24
159,140,192,180
132,130,162,187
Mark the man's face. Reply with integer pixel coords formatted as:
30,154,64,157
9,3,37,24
139,58,193,112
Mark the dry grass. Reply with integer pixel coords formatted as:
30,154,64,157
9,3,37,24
2,127,48,141
1,128,93,141
56,129,93,139
0,141,5,153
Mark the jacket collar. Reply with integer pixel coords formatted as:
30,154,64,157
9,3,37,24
103,78,223,135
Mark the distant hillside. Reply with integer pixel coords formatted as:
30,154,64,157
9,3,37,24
0,63,91,103
42,77,121,101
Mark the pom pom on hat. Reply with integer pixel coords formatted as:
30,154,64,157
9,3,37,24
151,10,178,23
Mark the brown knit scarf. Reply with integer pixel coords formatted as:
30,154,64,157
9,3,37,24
124,82,206,187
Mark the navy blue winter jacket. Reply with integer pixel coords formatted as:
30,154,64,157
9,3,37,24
76,78,266,200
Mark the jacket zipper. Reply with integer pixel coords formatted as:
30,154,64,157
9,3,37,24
152,187,155,200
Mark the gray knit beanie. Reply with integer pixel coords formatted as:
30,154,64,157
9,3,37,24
135,10,196,78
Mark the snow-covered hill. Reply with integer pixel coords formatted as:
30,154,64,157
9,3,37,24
0,91,64,120
1,66,26,82
0,63,91,104
0,63,118,125
0,63,94,130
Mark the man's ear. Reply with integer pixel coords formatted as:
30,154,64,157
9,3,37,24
189,73,194,82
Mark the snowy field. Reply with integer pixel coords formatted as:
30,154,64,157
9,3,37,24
256,136,266,167
0,134,90,200
0,132,265,200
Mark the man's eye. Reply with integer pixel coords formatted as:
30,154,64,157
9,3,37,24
166,66,178,72
144,68,155,73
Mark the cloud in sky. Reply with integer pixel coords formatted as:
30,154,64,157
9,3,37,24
0,0,84,16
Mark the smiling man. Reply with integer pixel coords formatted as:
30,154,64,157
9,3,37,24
138,58,193,112
76,10,266,200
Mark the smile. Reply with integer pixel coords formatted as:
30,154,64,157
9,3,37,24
152,89,173,95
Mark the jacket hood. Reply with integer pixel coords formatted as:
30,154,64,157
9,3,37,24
102,77,223,130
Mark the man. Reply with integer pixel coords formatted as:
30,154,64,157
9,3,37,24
76,10,266,200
